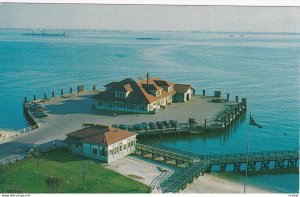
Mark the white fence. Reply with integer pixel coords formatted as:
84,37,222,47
0,124,40,143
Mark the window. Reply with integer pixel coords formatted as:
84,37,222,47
140,105,145,111
123,144,127,149
92,148,98,155
102,147,106,156
120,146,122,151
115,91,126,98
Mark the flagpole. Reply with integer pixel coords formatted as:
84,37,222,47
244,112,251,193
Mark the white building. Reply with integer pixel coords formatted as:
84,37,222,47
65,125,137,163
173,84,196,102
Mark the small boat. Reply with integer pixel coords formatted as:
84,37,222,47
23,30,66,37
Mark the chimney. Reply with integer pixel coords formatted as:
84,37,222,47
147,72,149,84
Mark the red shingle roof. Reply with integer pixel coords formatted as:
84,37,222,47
95,77,176,105
66,125,137,146
174,84,194,93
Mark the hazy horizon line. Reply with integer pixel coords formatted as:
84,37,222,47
1,27,300,34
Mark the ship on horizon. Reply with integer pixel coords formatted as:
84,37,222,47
22,30,66,37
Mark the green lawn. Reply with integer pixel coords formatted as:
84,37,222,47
0,148,149,193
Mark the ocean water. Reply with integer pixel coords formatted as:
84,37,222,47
0,29,299,192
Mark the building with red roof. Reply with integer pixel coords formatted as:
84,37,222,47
94,74,195,113
65,125,137,162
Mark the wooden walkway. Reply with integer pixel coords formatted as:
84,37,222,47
135,143,199,166
160,161,209,193
136,143,299,193
200,150,299,172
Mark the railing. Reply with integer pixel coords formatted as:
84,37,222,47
138,142,203,158
136,143,197,163
0,124,40,143
160,161,210,193
140,143,299,164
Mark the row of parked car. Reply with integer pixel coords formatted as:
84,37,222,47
112,120,178,131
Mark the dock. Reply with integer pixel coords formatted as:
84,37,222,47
135,143,299,193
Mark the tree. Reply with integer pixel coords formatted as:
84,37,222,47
46,176,63,192
0,164,8,192
31,146,41,180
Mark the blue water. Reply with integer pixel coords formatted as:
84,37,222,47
0,29,299,192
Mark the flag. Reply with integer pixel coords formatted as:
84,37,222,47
250,116,262,128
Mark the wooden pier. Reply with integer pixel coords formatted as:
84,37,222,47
135,143,199,166
200,149,299,172
160,161,209,193
136,143,299,193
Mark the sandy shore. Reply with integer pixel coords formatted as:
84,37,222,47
104,155,271,193
105,156,175,186
181,173,270,193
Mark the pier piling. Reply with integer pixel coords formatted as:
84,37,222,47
24,97,27,103
202,90,205,96
44,92,47,100
93,85,96,91
242,98,247,108
204,119,207,132
70,87,72,93
61,89,63,97
33,95,36,101
235,96,238,102
227,93,229,102
52,90,55,98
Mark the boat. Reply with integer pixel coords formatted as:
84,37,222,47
23,30,66,37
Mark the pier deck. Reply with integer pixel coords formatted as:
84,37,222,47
136,143,299,193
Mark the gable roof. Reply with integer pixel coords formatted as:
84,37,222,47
66,125,137,146
174,84,195,93
154,79,174,87
66,125,108,139
95,77,176,105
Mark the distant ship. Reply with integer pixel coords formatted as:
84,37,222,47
23,30,66,37
136,37,161,40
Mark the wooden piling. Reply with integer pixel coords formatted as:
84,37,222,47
52,90,55,98
61,89,63,97
204,119,207,132
227,93,229,102
202,89,205,96
70,87,72,93
220,118,223,129
235,96,238,102
24,96,27,103
93,85,96,90
44,92,47,100
33,95,36,101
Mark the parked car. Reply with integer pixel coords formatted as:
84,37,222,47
127,125,135,131
162,120,171,128
133,124,144,131
112,124,118,128
141,122,150,130
169,120,177,127
119,124,128,130
148,122,157,129
156,121,165,129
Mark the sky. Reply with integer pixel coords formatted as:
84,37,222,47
0,3,300,32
